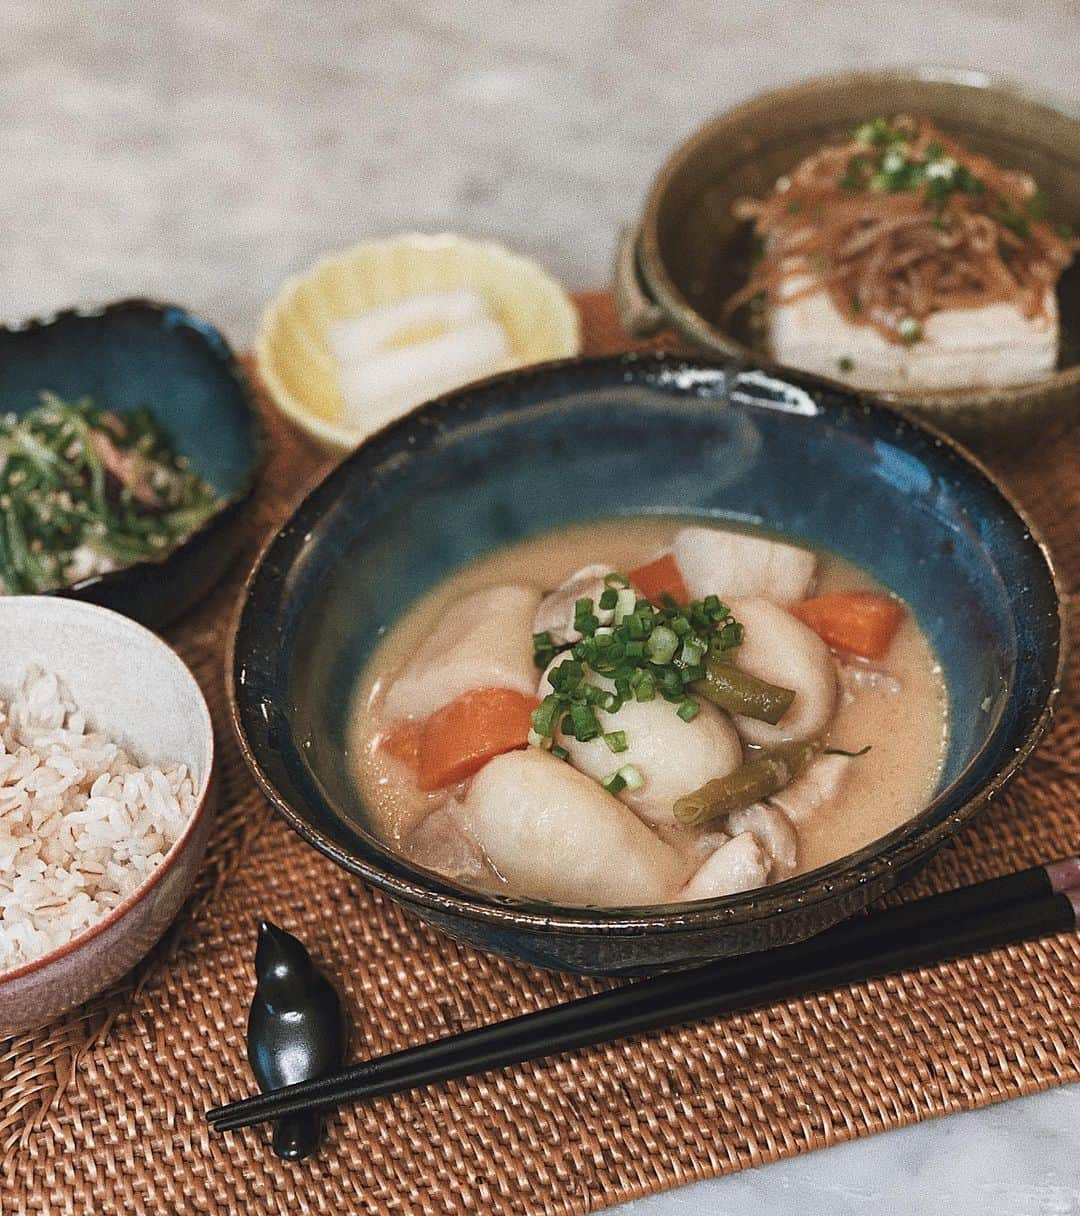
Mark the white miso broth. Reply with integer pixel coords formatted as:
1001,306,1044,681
350,517,948,907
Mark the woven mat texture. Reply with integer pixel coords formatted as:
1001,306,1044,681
2,292,1078,1216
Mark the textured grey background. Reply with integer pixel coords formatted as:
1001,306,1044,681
3,3,1078,1212
3,0,1078,344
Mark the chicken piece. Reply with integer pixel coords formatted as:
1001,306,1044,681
725,802,797,879
452,749,687,906
384,585,541,719
539,653,743,826
404,805,486,882
770,753,851,825
771,279,1058,392
729,597,836,746
672,526,816,605
680,831,769,901
838,661,902,701
532,564,615,646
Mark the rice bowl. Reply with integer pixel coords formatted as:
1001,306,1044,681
0,597,214,1035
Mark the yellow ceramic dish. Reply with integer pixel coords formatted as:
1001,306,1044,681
255,234,581,451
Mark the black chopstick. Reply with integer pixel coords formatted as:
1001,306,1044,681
207,858,1080,1133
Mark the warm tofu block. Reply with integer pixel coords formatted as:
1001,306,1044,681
672,526,816,606
453,749,687,906
770,281,1058,392
384,585,541,720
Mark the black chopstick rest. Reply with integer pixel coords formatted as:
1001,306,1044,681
247,920,347,1160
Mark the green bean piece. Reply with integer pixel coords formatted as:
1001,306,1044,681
672,739,821,827
692,655,796,725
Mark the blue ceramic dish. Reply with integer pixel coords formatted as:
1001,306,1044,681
231,353,1064,975
0,299,261,628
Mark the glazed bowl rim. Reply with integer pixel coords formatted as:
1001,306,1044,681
0,595,215,985
635,65,1080,410
230,350,1067,936
0,296,265,600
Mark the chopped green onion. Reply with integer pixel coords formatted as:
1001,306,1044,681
550,745,569,761
517,568,744,750
602,770,627,794
680,637,707,667
898,317,922,344
614,587,637,625
531,694,562,738
532,630,556,669
617,764,644,791
570,702,600,742
574,597,599,637
646,625,678,664
633,671,656,702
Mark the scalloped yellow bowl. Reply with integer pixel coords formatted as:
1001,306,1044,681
255,234,582,451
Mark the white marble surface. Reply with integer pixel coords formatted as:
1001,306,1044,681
2,2,1078,1211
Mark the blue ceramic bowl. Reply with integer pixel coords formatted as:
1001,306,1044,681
231,354,1064,975
0,299,261,628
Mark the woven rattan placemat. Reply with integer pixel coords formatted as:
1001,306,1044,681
2,292,1078,1215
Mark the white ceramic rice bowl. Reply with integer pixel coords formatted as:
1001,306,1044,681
0,597,214,1035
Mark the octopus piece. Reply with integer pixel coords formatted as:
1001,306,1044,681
770,753,852,825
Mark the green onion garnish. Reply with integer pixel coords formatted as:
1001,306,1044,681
570,702,601,743
525,569,743,752
646,625,678,665
898,317,922,344
602,770,627,794
618,764,644,791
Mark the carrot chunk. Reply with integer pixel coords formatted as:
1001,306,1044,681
628,553,689,606
381,719,423,769
416,688,540,791
792,591,906,660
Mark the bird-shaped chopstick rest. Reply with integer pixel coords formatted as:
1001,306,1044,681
246,920,347,1160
